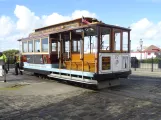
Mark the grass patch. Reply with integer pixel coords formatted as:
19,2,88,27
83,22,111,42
0,84,29,90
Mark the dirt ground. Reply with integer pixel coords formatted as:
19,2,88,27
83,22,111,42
0,70,161,120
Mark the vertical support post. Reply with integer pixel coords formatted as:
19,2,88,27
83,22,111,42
100,28,102,50
27,41,29,53
120,30,123,52
128,31,130,53
40,38,42,52
152,57,153,72
81,29,84,79
96,26,100,74
90,36,91,54
69,31,72,77
76,40,78,52
59,33,62,75
110,28,114,52
48,36,51,55
33,39,35,54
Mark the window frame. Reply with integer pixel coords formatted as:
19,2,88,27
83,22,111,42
22,41,28,53
99,26,111,53
34,39,41,53
28,40,33,53
41,37,49,52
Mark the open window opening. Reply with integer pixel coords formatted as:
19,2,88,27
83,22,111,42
100,27,111,52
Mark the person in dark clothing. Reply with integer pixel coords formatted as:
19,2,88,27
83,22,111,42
14,53,23,75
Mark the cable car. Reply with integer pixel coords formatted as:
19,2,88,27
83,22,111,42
18,17,131,89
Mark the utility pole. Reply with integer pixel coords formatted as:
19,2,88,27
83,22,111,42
140,39,143,61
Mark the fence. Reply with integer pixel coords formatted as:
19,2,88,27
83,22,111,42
131,57,161,72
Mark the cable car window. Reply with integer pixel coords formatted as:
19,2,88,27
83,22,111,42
100,27,110,51
123,31,128,51
84,27,97,53
28,40,33,52
72,40,77,52
42,38,48,52
65,40,69,52
34,39,40,52
52,41,57,52
114,29,121,51
72,40,80,52
22,42,27,53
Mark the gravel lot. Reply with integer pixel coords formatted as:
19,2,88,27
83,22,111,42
0,70,161,120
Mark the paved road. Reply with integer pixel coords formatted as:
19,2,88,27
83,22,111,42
0,70,161,120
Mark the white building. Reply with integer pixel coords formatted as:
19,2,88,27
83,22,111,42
131,45,161,60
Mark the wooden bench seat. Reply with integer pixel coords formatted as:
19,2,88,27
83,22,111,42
84,61,95,72
64,60,95,72
63,53,96,72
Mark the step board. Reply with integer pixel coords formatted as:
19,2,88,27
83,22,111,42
48,73,98,85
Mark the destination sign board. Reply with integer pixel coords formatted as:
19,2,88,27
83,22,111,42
102,57,111,70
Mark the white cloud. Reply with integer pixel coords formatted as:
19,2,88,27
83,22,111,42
0,5,97,51
42,13,71,26
130,18,161,50
71,10,97,19
14,5,42,33
42,10,97,26
0,16,14,37
1,4,161,52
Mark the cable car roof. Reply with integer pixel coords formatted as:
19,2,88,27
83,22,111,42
18,17,131,41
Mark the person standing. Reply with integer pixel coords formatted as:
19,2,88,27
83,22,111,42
0,52,8,74
14,53,23,75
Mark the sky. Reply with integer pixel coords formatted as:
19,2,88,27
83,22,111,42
0,0,161,51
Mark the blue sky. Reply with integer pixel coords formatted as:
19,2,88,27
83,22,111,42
1,0,161,26
0,0,161,50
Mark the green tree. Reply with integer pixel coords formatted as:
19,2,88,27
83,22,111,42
3,49,19,64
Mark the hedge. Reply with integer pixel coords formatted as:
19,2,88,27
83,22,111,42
139,58,161,64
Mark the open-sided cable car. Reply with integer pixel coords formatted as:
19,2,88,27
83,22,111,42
18,17,131,89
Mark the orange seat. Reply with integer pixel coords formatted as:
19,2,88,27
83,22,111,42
64,53,96,72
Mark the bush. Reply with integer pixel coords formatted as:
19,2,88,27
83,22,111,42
140,58,161,64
